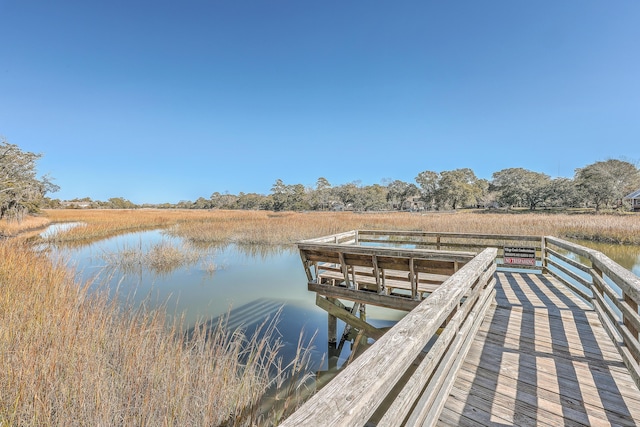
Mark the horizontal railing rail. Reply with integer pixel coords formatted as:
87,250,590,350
302,229,545,270
543,236,640,388
288,231,640,425
280,247,497,427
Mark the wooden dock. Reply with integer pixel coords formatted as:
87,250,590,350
280,231,640,427
439,271,640,426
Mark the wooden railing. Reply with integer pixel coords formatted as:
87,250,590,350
280,247,497,426
284,231,640,425
543,236,640,387
298,238,477,310
356,230,543,270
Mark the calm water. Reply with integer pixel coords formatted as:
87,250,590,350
45,228,402,370
43,225,640,373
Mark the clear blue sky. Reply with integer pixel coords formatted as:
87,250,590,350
1,1,638,204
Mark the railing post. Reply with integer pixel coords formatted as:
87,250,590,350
541,236,547,273
591,265,603,309
624,292,639,363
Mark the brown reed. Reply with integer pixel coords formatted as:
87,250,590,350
42,209,640,246
0,240,312,426
0,215,51,237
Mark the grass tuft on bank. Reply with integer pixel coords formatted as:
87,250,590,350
0,240,309,426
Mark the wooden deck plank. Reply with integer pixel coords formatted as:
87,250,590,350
438,271,640,427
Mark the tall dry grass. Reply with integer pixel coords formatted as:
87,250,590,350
0,240,312,426
0,215,51,238
42,209,640,246
168,210,640,246
99,239,207,275
41,209,182,245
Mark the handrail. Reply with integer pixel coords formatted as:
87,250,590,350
280,247,497,427
307,229,545,269
543,236,640,388
288,231,640,425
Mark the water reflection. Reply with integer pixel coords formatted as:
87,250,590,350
43,228,403,374
42,223,639,386
39,221,85,238
574,240,640,277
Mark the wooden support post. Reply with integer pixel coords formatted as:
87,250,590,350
436,235,441,250
372,255,384,294
624,292,639,363
381,269,388,294
327,298,337,345
409,257,417,300
338,252,351,288
359,304,368,347
327,297,339,371
315,295,384,340
336,302,360,356
299,250,313,282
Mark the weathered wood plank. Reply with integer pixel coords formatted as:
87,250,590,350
545,246,591,275
440,270,640,427
409,287,496,426
309,282,420,312
295,232,640,426
280,248,497,427
298,242,477,263
359,229,541,242
315,295,384,341
378,276,495,426
546,257,592,292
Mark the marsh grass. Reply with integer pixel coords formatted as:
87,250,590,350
0,241,314,426
0,215,51,237
42,208,640,247
100,239,208,275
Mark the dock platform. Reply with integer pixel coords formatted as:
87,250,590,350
281,231,640,426
439,271,640,426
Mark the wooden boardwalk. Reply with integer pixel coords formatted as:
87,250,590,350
439,271,640,426
283,232,640,427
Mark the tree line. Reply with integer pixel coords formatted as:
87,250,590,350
2,138,639,220
51,160,640,214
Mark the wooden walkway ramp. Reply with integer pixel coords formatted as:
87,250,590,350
282,231,640,427
439,271,640,426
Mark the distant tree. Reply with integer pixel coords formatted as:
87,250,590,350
575,159,640,211
334,181,360,209
435,168,484,210
312,177,332,211
270,180,310,211
475,179,491,207
42,197,63,209
288,184,310,211
415,170,439,209
192,197,212,209
415,169,484,210
107,197,137,209
491,168,551,210
0,139,59,220
358,184,388,211
387,180,419,210
236,192,265,210
210,192,238,209
546,178,580,208
271,179,288,211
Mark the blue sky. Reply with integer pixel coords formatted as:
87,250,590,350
1,1,638,204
